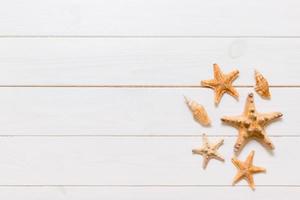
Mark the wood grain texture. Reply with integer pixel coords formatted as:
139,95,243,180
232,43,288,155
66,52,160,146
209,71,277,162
0,0,299,36
0,88,290,136
0,38,299,85
0,136,297,185
0,187,299,200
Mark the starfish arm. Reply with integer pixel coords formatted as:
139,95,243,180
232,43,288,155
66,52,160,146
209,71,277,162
227,86,239,99
192,148,203,155
226,69,239,83
244,93,256,115
202,155,210,169
259,112,283,126
213,63,223,80
213,152,225,162
201,79,218,88
221,115,244,127
250,166,266,174
202,134,209,146
234,133,247,153
212,139,224,151
232,157,244,169
232,172,244,186
245,151,255,166
245,174,255,190
261,134,275,150
214,87,225,105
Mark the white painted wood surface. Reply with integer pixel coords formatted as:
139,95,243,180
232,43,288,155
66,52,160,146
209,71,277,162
0,137,297,185
0,187,298,200
0,88,290,136
0,0,299,199
0,0,299,36
0,38,299,85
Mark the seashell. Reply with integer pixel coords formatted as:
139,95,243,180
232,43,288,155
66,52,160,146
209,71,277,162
254,70,271,99
184,96,211,126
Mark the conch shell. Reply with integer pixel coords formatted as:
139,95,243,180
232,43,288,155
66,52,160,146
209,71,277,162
184,96,211,126
254,70,271,99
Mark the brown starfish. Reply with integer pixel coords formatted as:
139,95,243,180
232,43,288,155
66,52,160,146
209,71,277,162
221,93,283,154
192,134,224,169
201,63,239,105
232,150,266,190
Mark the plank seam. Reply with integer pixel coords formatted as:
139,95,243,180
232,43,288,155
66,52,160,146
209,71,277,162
0,185,298,187
1,35,300,38
0,135,296,137
0,85,298,88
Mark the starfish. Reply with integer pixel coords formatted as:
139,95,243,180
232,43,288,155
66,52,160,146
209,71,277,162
201,63,239,105
221,93,283,154
232,150,266,190
192,134,224,169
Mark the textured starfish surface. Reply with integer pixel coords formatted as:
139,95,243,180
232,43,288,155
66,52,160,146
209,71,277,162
232,151,266,190
201,63,239,105
192,134,224,169
221,93,283,154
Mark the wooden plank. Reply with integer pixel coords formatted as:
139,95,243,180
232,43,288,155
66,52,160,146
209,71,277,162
0,88,291,135
0,136,297,185
0,186,298,199
0,0,299,36
0,38,299,85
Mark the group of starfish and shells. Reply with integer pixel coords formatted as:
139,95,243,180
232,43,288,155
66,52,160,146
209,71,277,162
184,64,283,190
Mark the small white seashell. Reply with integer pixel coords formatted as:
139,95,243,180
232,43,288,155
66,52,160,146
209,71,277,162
184,96,211,126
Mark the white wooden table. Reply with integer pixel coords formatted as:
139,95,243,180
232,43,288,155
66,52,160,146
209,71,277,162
0,0,299,199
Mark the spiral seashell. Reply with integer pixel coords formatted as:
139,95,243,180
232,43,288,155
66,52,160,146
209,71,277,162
184,96,211,126
254,70,271,99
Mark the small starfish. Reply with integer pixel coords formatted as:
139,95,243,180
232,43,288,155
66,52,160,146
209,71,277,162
201,63,239,105
232,150,266,190
192,134,224,169
221,93,283,154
